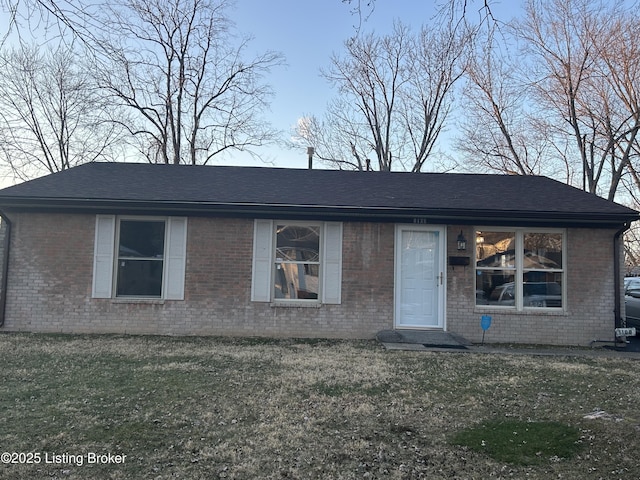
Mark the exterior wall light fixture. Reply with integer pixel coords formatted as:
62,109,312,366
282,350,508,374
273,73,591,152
457,231,467,251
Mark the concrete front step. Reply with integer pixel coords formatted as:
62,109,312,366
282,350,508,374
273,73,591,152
376,329,472,348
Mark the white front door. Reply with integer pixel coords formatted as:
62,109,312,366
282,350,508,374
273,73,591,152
395,225,445,329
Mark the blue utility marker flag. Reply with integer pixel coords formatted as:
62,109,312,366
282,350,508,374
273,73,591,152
480,315,492,346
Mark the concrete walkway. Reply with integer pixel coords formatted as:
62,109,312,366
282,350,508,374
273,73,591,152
376,329,640,359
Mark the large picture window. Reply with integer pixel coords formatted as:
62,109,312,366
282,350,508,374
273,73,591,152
476,229,564,309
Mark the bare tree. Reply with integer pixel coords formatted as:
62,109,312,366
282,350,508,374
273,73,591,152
341,0,497,23
2,0,496,46
0,0,105,50
590,13,640,201
403,20,471,172
295,109,369,171
0,42,124,180
88,0,282,165
457,21,571,179
516,0,640,200
458,0,640,204
294,19,471,172
322,22,412,172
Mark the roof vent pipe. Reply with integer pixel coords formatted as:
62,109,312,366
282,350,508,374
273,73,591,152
307,146,314,170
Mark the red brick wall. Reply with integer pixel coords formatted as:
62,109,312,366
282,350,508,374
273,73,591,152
1,213,620,345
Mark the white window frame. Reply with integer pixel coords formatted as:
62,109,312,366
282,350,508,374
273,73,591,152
251,219,342,305
274,221,322,303
114,216,167,299
475,227,566,311
92,215,187,300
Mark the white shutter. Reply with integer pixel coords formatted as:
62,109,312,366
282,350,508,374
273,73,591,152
164,217,188,300
322,222,343,304
251,219,273,302
92,215,115,298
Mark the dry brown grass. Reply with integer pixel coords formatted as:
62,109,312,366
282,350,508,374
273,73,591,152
0,333,639,479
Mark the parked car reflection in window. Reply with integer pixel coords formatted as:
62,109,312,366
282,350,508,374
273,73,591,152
483,281,562,308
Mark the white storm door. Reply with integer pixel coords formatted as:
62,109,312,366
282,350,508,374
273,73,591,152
395,226,445,328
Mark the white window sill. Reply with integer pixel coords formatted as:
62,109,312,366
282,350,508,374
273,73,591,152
112,298,166,305
474,306,566,316
270,301,322,309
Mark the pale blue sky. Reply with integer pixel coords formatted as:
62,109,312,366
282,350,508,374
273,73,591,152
0,0,522,171
229,0,522,169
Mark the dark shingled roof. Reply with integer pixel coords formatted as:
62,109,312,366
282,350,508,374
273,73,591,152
0,162,636,227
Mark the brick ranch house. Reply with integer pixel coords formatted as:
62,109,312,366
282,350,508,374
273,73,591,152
0,163,637,346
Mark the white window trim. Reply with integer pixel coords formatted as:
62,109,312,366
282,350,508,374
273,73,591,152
114,216,166,299
274,221,322,303
92,215,187,300
475,227,566,311
251,219,342,305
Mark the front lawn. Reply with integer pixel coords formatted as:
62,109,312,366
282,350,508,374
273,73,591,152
0,333,638,479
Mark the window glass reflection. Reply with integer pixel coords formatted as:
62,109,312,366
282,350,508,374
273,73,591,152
476,271,516,306
274,224,320,301
116,220,165,298
119,220,165,258
476,231,516,268
276,225,319,262
524,233,562,269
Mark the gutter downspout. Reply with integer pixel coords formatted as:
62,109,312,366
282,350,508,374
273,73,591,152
614,221,632,330
0,210,11,328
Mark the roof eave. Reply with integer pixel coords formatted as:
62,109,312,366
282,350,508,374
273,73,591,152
0,197,636,228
